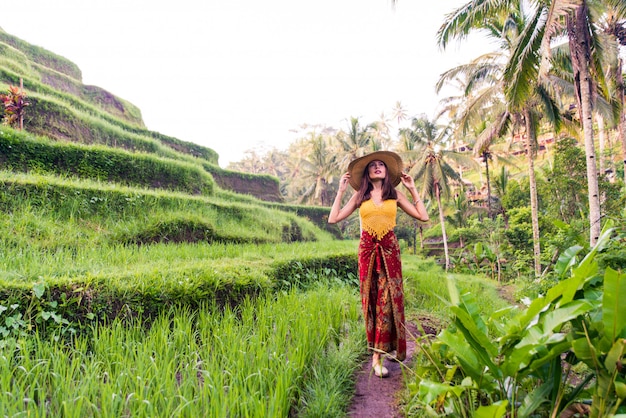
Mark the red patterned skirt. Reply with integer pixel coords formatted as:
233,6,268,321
358,230,406,361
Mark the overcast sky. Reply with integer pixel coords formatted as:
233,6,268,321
1,0,490,167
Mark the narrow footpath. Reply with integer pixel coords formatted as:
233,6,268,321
347,322,424,418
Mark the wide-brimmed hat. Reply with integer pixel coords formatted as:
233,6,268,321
347,150,403,190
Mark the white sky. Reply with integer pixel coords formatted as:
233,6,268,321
1,0,490,167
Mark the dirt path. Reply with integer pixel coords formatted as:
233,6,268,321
347,321,435,417
346,285,514,417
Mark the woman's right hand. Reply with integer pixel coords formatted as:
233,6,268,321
338,172,350,193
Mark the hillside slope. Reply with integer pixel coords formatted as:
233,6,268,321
0,28,288,203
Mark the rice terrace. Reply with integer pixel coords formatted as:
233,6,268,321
1,1,626,416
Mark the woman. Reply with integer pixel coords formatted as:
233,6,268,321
328,151,428,377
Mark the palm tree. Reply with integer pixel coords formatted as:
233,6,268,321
436,1,567,276
371,112,392,150
391,100,409,141
399,115,458,177
564,1,602,245
446,192,487,247
493,165,511,201
402,115,470,271
298,133,338,206
598,1,626,182
336,117,374,167
489,0,618,246
437,73,518,219
227,149,266,174
392,100,408,127
412,142,463,272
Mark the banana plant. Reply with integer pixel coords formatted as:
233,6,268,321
412,223,625,416
473,242,501,282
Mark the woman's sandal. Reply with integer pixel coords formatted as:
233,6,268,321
372,362,389,378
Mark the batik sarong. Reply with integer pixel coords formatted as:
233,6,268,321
358,229,406,361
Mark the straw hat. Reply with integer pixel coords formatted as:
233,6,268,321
347,151,403,190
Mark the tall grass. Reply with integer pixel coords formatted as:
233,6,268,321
0,285,364,417
402,255,511,324
0,225,354,283
0,172,330,262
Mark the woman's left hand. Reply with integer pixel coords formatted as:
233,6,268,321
400,172,415,190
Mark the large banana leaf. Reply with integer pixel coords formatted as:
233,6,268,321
418,379,467,405
445,277,502,379
517,378,554,417
542,300,594,333
604,338,625,375
602,267,626,348
474,401,508,418
508,275,588,338
438,328,485,383
554,244,583,278
450,304,502,378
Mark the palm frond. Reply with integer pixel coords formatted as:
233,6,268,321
472,110,511,154
538,0,581,77
436,54,503,93
504,5,544,109
604,0,626,20
456,84,505,135
535,82,563,132
437,0,512,48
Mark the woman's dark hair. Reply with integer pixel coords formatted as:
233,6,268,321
355,161,398,207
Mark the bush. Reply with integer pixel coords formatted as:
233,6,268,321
0,128,215,195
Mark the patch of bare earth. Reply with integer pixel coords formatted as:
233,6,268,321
347,319,438,418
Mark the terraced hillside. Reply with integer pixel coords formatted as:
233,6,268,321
0,28,347,320
0,28,289,202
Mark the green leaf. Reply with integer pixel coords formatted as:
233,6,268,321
615,380,626,399
474,242,484,259
560,264,595,308
542,300,593,332
502,344,535,376
438,329,483,380
447,276,460,306
419,380,466,405
33,281,45,299
451,302,497,356
512,275,584,332
604,339,625,374
603,268,626,342
474,401,508,418
527,339,571,373
451,305,501,378
554,244,583,278
566,227,614,303
517,379,553,417
571,337,597,364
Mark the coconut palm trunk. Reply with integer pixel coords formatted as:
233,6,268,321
619,58,626,186
596,115,606,176
483,152,493,218
435,183,450,271
568,2,602,246
524,109,542,277
621,101,626,186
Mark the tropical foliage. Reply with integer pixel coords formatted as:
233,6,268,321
0,84,28,129
407,223,626,416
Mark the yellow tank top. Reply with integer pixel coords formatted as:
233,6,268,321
359,199,397,240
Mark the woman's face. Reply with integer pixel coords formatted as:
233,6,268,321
367,160,387,182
